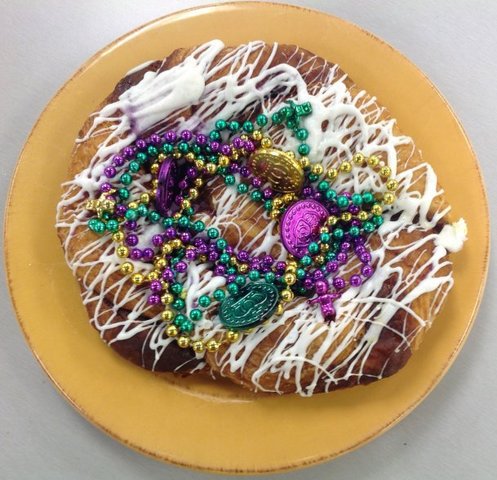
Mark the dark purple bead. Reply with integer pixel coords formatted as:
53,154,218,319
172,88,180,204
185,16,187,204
325,261,337,273
115,205,127,216
313,269,325,281
162,268,175,282
304,278,314,289
361,265,374,278
337,252,348,263
233,137,243,149
238,250,250,262
229,163,240,174
333,277,346,289
100,182,112,193
210,141,220,153
245,140,255,152
249,177,261,188
275,261,286,272
150,280,162,293
174,194,184,206
354,236,366,245
351,220,361,228
302,186,313,198
355,245,366,255
165,130,177,143
179,232,191,243
329,206,340,216
341,242,351,252
185,249,197,261
130,248,142,260
126,234,138,247
152,235,163,247
123,146,134,158
178,180,188,190
104,166,117,178
327,261,339,273
165,227,176,239
112,155,124,167
227,274,236,283
198,244,208,254
208,251,219,262
262,255,274,266
181,130,193,141
142,248,155,261
263,188,273,199
350,275,362,287
150,134,161,145
342,192,352,199
195,133,207,145
175,261,187,273
240,166,250,177
148,294,161,305
186,167,197,179
349,205,360,215
250,258,261,269
225,246,234,255
194,238,205,248
125,220,137,231
315,280,328,295
215,265,226,276
136,139,147,150
360,252,372,263
313,192,323,201
221,144,232,156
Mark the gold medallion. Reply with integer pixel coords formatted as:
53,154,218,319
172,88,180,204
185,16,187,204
248,148,304,193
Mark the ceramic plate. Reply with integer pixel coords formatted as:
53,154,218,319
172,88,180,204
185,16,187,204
4,2,489,474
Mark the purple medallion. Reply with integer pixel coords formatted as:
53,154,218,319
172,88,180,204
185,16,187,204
280,199,328,258
155,158,177,216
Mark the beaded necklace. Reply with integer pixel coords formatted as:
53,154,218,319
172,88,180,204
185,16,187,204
86,101,398,353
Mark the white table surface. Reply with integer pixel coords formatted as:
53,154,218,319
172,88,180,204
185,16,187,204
1,1,496,479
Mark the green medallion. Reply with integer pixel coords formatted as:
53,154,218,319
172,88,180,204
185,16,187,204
219,282,279,330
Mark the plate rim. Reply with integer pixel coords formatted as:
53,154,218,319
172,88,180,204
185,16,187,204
3,1,490,474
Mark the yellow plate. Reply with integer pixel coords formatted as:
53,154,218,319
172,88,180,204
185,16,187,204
4,2,489,474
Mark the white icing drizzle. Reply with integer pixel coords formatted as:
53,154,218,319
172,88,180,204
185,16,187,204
56,40,465,395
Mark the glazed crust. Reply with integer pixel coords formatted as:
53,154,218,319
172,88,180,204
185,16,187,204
57,43,452,393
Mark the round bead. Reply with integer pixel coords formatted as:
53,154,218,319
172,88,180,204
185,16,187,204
166,325,178,337
119,262,134,275
280,289,294,302
337,196,349,209
256,114,268,126
386,179,399,191
353,152,366,165
131,273,144,285
190,309,202,321
226,330,240,343
198,295,211,308
215,119,227,130
284,273,297,286
383,192,396,204
380,166,391,178
161,310,174,321
213,289,226,301
206,339,220,352
368,155,380,167
207,228,219,239
296,128,308,141
298,144,310,156
192,340,205,353
177,336,191,348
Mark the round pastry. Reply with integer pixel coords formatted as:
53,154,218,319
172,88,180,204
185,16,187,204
56,41,467,395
